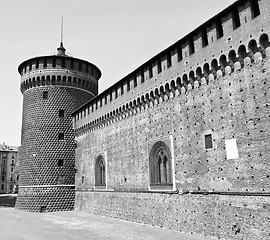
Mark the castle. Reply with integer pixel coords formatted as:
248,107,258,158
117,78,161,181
17,0,270,239
16,43,101,211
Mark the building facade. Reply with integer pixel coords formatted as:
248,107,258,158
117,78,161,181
16,43,101,212
73,0,270,239
0,143,19,194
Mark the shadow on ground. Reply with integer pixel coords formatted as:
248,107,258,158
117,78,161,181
0,194,17,207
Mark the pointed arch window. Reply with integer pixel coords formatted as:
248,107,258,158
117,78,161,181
149,141,173,190
95,155,106,188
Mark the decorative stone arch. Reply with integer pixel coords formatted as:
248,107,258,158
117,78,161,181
41,76,45,86
219,54,228,69
196,67,203,80
248,39,259,55
51,75,56,85
182,74,189,88
154,88,159,100
238,45,248,59
189,70,195,84
228,50,238,71
211,59,219,73
176,77,182,89
149,140,173,190
203,63,211,76
259,33,270,49
94,155,106,189
170,79,176,91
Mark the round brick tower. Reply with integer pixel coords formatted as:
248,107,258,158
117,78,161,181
16,42,101,212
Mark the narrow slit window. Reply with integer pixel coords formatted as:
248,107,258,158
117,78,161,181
216,19,224,39
36,59,39,69
167,53,172,68
121,85,124,95
250,0,260,18
205,134,213,149
115,88,118,99
232,8,241,29
134,77,137,88
43,58,47,68
177,45,183,61
202,29,208,47
141,70,145,83
189,39,195,55
58,133,64,140
43,91,48,99
52,57,56,67
61,58,65,68
58,159,64,167
149,65,153,78
157,59,162,73
59,109,65,118
82,176,84,184
127,80,130,92
70,59,74,69
110,92,112,102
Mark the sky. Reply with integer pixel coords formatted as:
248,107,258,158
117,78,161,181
0,0,236,146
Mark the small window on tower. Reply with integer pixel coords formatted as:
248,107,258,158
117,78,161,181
205,134,213,149
59,109,65,118
58,159,64,167
58,133,64,140
43,91,48,99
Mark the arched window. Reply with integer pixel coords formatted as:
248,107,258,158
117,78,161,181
95,155,106,187
149,141,172,189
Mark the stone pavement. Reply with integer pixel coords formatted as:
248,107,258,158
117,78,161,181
0,207,218,240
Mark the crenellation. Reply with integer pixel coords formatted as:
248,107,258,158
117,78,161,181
73,2,268,126
16,0,270,238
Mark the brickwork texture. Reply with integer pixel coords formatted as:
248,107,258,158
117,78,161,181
74,0,270,239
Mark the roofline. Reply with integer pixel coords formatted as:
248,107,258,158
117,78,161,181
18,55,102,79
72,0,244,115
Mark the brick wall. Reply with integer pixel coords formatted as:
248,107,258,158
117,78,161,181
75,53,270,239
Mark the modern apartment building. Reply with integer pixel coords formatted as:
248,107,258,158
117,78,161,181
0,143,19,194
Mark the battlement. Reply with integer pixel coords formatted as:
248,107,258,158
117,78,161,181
18,55,101,95
73,0,270,132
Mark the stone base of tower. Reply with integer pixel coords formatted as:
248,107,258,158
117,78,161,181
15,186,75,212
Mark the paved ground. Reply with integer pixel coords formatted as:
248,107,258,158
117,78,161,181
0,195,216,240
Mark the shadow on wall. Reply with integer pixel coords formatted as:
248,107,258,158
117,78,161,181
0,194,17,207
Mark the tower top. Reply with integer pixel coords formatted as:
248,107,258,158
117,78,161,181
57,16,66,56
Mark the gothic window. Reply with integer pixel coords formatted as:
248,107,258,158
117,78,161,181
95,155,106,187
149,141,172,189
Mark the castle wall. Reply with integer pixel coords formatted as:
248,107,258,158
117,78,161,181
73,0,270,238
73,0,270,128
75,54,270,239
